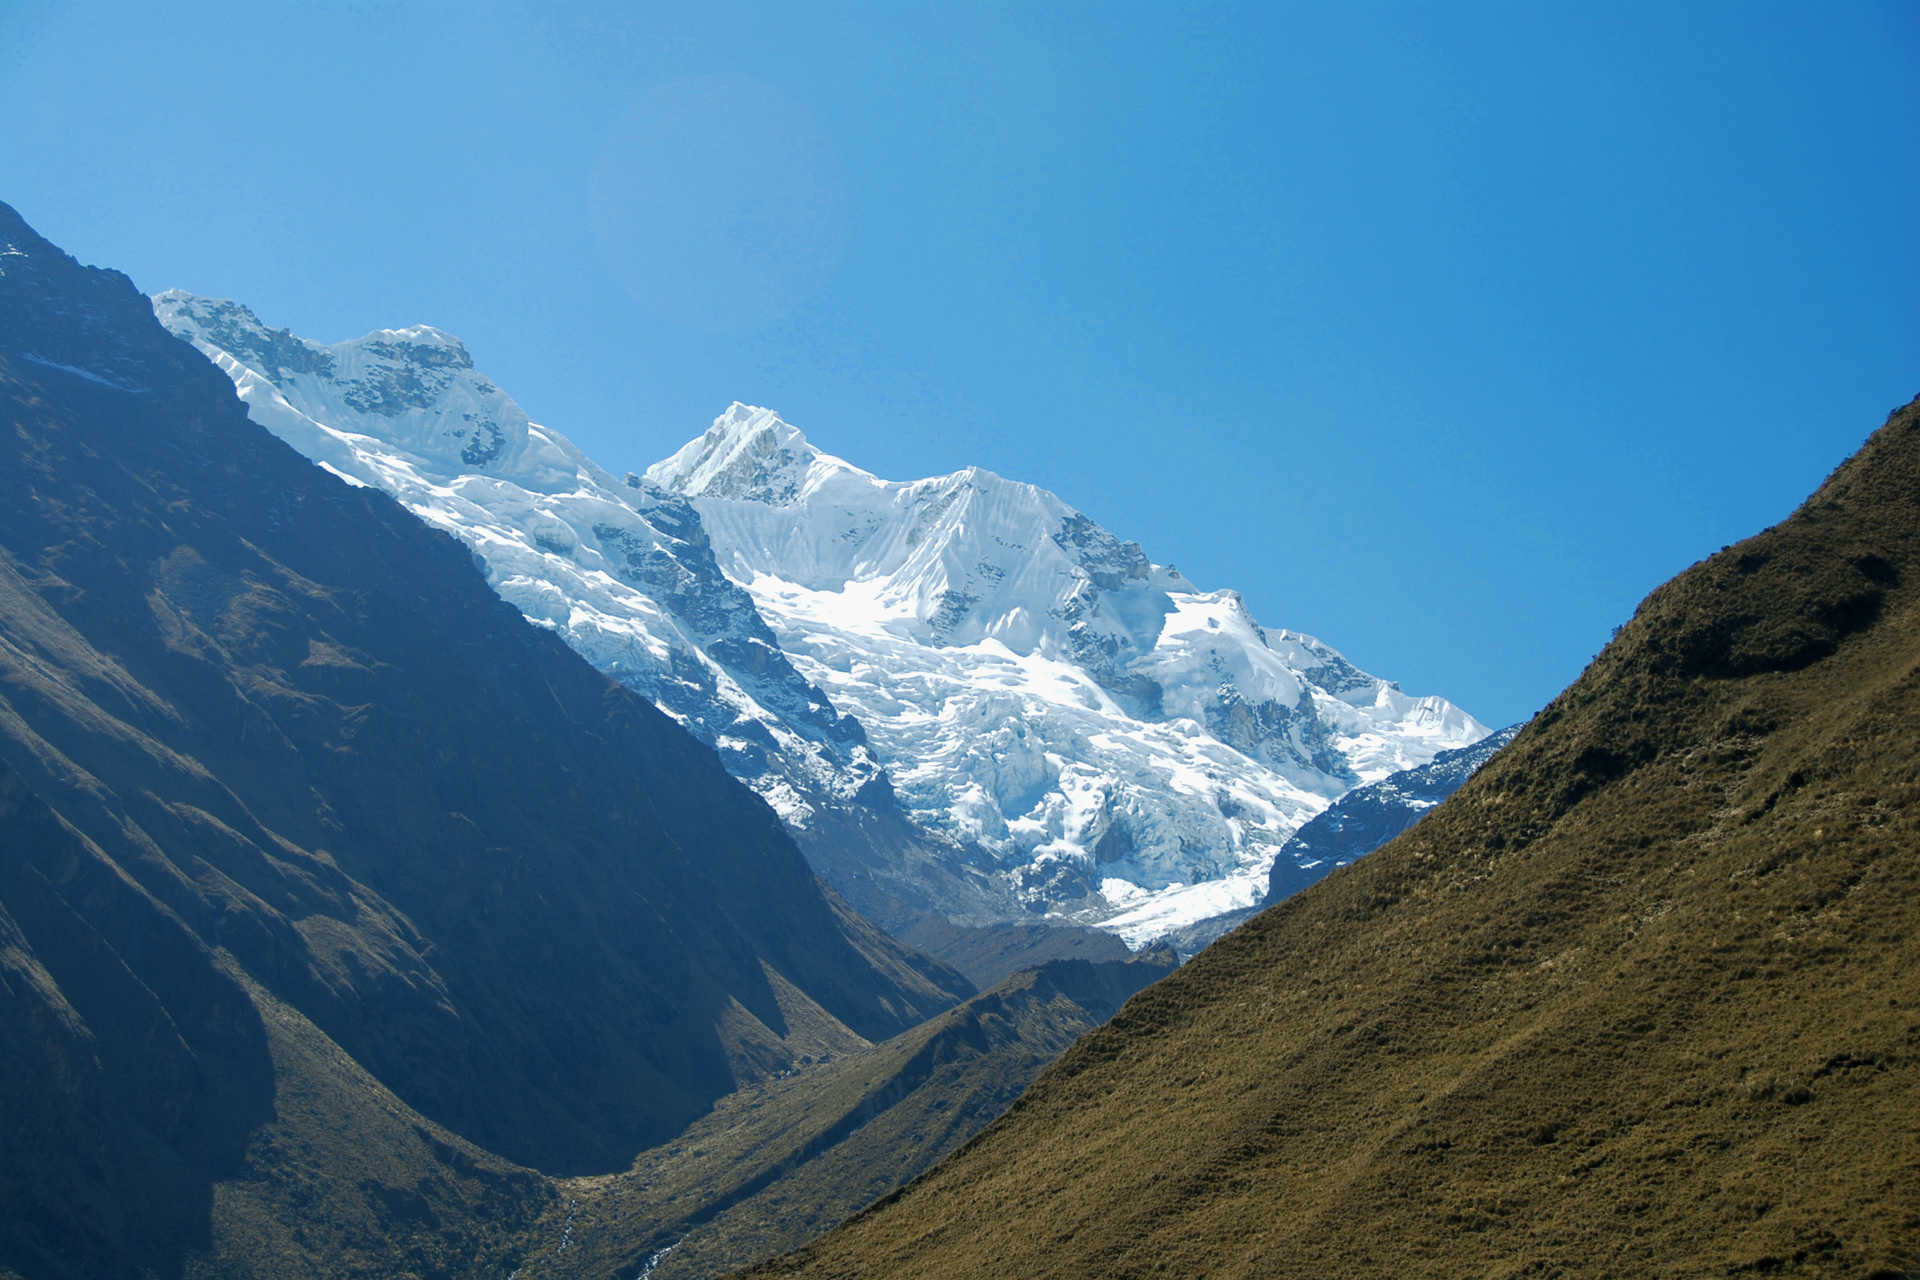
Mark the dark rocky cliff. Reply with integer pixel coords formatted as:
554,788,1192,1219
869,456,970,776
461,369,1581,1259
1266,723,1523,902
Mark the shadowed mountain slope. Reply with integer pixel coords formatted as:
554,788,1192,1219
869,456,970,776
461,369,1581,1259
1265,721,1524,902
739,395,1920,1278
0,201,968,1279
509,952,1174,1280
886,915,1140,991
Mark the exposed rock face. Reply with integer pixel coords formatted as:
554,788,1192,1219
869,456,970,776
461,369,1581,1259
0,202,968,1279
1265,722,1524,902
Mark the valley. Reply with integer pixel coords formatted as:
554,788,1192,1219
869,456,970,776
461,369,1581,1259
1,190,1911,1280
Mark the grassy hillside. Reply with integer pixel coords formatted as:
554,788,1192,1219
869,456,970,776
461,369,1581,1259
740,394,1920,1279
506,954,1172,1279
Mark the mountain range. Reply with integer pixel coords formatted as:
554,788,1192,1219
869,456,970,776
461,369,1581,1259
152,293,1489,948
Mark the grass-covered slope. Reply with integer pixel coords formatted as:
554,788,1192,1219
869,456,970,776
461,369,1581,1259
517,953,1173,1279
741,395,1920,1279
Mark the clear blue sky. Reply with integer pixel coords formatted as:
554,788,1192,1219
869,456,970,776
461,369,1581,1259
4,1,1914,727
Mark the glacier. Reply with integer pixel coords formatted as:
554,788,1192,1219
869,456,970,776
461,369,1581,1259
650,406,1489,942
155,293,1489,944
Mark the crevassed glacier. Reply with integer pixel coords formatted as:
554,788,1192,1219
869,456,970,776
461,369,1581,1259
651,405,1489,936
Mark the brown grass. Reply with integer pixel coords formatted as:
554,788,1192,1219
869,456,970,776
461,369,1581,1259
737,398,1920,1280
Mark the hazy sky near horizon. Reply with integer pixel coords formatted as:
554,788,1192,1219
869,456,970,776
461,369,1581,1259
3,1,1915,727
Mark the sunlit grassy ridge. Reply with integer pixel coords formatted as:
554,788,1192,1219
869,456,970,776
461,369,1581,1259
740,395,1920,1279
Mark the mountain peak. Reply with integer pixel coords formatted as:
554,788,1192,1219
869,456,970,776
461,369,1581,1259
648,403,875,504
355,321,476,372
154,291,475,380
154,290,527,473
646,407,1488,936
717,400,809,451
0,199,60,263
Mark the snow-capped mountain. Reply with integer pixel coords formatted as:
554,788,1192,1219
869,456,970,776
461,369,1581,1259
150,293,888,828
155,291,1488,944
651,406,1489,943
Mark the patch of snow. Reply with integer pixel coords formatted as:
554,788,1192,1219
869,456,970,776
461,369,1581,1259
18,353,144,393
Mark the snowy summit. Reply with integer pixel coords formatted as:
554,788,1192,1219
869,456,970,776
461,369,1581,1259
652,404,1488,941
150,293,885,831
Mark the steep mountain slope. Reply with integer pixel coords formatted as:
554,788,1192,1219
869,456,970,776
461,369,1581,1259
508,951,1174,1280
654,407,1489,939
1265,721,1523,902
739,394,1920,1278
0,201,967,1279
149,291,1016,940
1127,724,1521,958
885,915,1138,991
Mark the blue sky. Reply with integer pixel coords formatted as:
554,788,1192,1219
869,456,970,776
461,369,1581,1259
3,1,1914,727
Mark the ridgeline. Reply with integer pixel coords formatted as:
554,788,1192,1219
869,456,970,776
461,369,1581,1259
741,395,1920,1278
